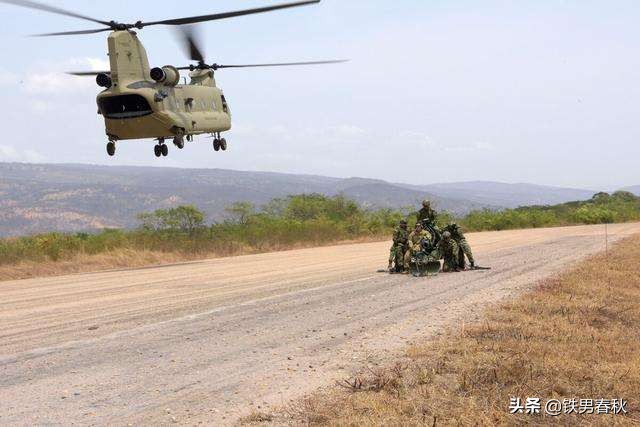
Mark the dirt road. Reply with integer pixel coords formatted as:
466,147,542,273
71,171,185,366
1,223,638,425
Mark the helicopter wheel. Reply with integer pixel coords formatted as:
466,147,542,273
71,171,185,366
220,138,227,151
213,139,221,151
154,144,162,157
161,144,169,157
106,141,116,157
173,136,184,149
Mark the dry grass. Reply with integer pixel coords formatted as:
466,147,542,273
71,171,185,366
0,248,190,281
0,235,385,282
258,235,640,426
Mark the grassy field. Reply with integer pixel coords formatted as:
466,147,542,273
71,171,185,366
255,234,640,425
1,191,639,281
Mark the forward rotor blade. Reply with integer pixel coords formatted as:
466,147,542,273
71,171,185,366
142,0,320,27
215,59,348,69
33,27,112,37
180,26,205,63
0,0,111,26
67,71,109,76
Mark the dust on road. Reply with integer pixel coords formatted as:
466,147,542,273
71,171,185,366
0,223,638,425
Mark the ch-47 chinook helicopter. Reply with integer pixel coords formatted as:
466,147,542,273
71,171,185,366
1,0,345,158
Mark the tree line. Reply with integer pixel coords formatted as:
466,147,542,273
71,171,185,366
1,191,639,265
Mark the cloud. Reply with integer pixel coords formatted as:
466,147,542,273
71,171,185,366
0,145,45,162
325,125,367,138
30,100,54,113
474,141,495,151
0,70,19,86
84,58,110,72
398,130,436,148
24,57,108,94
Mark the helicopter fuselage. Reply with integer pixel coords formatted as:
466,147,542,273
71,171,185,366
2,0,342,158
97,31,231,142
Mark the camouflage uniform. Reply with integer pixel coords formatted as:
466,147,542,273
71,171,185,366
436,231,460,272
388,221,409,272
404,225,430,271
417,199,437,226
447,224,475,269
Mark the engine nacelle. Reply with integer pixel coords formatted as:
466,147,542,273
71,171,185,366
150,65,180,86
96,73,112,88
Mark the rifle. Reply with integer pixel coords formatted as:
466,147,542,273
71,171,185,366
469,265,491,270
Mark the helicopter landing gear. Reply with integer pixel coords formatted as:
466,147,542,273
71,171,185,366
106,141,116,157
173,135,185,149
154,141,168,157
213,133,228,152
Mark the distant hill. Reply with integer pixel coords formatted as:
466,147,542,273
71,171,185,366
0,163,491,237
622,186,640,196
400,181,597,208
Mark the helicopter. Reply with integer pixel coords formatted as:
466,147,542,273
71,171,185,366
1,0,346,157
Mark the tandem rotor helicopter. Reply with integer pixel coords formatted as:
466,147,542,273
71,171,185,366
1,0,345,157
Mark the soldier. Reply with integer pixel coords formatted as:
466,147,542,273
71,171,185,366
404,222,430,273
417,199,437,225
447,223,475,269
388,219,409,273
436,231,460,272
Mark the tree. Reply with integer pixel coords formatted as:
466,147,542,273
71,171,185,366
137,205,205,234
170,205,205,235
591,192,611,203
225,202,255,225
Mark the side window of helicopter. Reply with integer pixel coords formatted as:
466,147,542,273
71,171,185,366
221,94,229,113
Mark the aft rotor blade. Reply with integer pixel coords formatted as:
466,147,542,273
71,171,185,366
0,0,111,26
33,27,112,37
215,59,348,69
141,0,320,27
180,26,205,63
67,71,109,76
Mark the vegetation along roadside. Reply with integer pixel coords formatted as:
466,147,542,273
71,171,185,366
1,191,639,281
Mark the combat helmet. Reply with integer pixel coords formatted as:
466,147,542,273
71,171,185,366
442,231,451,240
422,199,431,207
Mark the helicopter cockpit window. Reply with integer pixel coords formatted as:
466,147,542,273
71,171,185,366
99,95,152,119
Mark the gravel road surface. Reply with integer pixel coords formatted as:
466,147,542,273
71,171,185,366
1,223,638,425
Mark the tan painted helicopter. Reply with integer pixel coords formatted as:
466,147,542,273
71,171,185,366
1,0,345,157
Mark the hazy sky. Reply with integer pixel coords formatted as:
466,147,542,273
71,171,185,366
0,0,638,189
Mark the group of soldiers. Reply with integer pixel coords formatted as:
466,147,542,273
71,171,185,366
388,200,477,275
